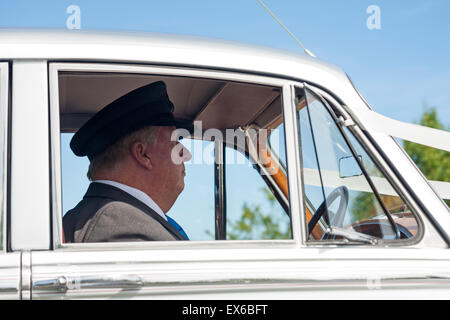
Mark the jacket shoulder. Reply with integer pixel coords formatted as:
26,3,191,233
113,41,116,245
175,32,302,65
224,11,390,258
74,200,177,242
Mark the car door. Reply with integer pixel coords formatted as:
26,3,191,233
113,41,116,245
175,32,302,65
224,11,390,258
0,62,21,299
29,62,308,299
28,61,450,299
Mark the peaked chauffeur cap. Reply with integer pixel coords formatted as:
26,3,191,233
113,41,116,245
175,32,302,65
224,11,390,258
70,81,192,161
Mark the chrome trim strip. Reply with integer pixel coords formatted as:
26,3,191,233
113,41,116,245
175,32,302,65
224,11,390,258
31,265,450,299
214,141,226,240
282,84,305,245
48,64,63,247
58,239,298,252
50,63,293,87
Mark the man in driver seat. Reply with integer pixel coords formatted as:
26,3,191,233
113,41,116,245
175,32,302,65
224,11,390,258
63,81,191,242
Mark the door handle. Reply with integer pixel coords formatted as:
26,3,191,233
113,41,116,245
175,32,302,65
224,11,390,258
33,274,144,292
33,276,69,292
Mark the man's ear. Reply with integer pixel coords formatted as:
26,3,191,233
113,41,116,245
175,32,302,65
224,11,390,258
130,141,153,170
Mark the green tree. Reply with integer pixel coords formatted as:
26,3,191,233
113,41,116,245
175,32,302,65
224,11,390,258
227,188,291,240
403,108,450,206
205,187,291,240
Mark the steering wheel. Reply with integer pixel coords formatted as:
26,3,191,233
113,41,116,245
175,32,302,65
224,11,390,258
308,186,349,236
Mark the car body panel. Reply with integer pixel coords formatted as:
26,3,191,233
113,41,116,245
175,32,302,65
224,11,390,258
10,60,50,251
0,30,448,299
0,252,21,299
31,247,450,299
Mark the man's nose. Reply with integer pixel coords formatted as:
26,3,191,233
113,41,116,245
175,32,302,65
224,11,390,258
181,145,192,162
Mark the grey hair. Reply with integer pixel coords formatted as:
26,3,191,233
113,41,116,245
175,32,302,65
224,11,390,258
87,126,161,180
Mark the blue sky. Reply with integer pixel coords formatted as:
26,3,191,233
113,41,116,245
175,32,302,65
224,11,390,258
1,0,449,123
1,0,448,240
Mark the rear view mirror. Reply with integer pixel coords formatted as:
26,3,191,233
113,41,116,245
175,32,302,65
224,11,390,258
339,155,362,178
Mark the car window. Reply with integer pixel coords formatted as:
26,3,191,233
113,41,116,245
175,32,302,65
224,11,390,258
0,63,7,250
61,136,216,241
61,132,90,216
166,139,215,240
298,86,419,243
225,139,291,240
55,67,291,244
268,123,286,172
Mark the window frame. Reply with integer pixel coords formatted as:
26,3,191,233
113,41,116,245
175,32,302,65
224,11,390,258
0,62,9,252
297,84,428,247
48,62,303,250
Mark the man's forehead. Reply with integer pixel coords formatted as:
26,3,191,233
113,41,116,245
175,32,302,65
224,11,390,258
149,125,175,135
161,126,177,136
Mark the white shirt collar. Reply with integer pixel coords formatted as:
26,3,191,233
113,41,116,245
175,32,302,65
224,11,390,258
93,180,167,221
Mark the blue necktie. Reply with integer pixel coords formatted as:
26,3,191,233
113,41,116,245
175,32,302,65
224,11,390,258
166,216,189,240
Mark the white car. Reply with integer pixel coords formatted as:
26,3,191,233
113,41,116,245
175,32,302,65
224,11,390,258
0,29,449,300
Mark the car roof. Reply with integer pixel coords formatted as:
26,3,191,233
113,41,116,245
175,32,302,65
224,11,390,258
0,29,370,116
0,29,345,78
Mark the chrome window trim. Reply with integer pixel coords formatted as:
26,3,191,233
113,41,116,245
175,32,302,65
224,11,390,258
0,62,8,252
283,84,305,245
56,239,298,251
214,140,226,240
49,62,304,250
49,62,295,87
49,62,63,249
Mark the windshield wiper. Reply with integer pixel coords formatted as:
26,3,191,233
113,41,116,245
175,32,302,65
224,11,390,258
325,226,379,245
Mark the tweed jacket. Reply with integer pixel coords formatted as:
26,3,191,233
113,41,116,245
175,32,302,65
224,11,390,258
63,182,187,243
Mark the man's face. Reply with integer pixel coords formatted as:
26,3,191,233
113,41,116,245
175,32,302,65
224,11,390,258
146,126,191,198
